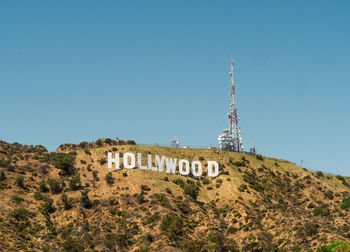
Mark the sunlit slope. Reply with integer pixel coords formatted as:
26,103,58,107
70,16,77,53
0,139,349,251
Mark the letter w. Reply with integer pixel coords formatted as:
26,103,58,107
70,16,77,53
165,157,177,174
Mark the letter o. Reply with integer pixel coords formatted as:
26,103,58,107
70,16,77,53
191,161,202,177
179,159,190,175
124,152,136,169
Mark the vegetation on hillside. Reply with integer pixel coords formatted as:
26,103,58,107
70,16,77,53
0,138,349,251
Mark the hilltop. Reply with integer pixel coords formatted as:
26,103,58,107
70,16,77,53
0,138,349,251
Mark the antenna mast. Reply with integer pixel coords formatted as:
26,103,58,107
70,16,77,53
218,55,244,152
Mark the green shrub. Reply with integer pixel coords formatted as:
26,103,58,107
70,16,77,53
40,165,48,174
165,188,172,194
144,232,154,242
0,171,5,181
342,180,350,188
175,200,191,214
227,226,238,234
122,172,127,177
173,178,185,188
39,181,48,192
256,155,264,161
341,198,350,210
115,232,132,249
79,141,89,148
92,170,99,181
50,153,76,176
308,202,316,209
84,149,91,155
181,239,204,252
34,191,45,201
208,231,236,251
109,208,117,215
69,174,81,190
136,192,146,204
127,140,136,145
47,178,61,194
243,174,264,192
160,214,183,240
99,158,107,165
164,176,169,181
104,224,134,249
141,185,151,191
11,195,24,203
313,206,330,216
184,183,199,201
202,178,210,185
238,184,248,192
105,172,114,186
0,182,8,190
80,190,92,209
154,193,170,208
95,139,103,147
11,208,33,221
61,236,84,252
41,198,56,214
221,170,230,175
316,171,324,177
34,192,55,214
15,175,25,188
304,222,319,236
0,158,11,168
142,212,160,225
233,161,245,167
336,175,345,182
61,193,73,210
296,222,319,239
317,240,350,251
324,190,334,200
10,207,37,234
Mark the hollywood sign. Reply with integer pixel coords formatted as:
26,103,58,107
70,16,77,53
107,152,219,177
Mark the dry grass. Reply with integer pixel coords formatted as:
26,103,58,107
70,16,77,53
0,139,349,251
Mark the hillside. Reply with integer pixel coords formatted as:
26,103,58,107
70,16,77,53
0,138,349,251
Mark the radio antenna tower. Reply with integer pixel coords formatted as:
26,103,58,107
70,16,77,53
218,55,244,152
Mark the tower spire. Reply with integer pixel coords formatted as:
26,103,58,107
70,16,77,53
230,54,234,96
218,55,244,152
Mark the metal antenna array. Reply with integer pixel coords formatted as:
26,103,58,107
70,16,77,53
170,137,180,148
218,55,244,152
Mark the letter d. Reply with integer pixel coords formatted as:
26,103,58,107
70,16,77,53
208,161,219,177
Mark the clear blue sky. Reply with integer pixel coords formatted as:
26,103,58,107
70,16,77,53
0,1,349,176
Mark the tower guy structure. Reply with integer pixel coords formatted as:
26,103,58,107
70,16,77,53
218,56,244,152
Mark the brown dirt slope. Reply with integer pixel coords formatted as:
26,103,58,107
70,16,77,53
0,138,349,251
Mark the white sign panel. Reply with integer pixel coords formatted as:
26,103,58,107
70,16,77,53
107,152,219,177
